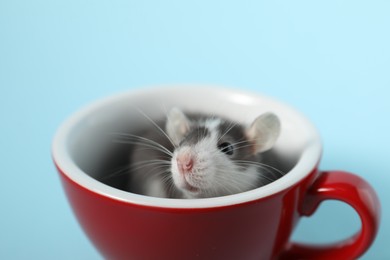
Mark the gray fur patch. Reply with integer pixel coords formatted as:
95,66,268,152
217,120,257,165
179,126,210,146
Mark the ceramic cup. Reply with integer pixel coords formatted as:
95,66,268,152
52,86,380,260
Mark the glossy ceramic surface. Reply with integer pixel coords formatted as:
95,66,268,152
52,87,380,259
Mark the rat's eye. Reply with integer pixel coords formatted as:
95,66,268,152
218,142,234,155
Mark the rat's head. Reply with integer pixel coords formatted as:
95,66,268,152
166,107,281,199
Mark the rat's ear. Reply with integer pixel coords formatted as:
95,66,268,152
166,107,191,146
246,112,281,154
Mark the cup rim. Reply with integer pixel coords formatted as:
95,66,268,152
52,85,322,209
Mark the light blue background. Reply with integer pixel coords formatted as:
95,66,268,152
1,1,389,259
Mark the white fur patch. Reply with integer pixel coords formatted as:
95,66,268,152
203,118,222,132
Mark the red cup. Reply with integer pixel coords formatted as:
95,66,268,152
52,86,380,260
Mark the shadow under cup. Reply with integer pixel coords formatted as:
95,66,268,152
52,87,379,260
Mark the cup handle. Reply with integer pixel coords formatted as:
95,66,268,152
281,171,381,260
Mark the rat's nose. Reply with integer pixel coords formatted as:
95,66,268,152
176,153,194,174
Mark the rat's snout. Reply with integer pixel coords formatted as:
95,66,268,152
176,152,194,174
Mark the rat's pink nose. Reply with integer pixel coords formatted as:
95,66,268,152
176,153,194,174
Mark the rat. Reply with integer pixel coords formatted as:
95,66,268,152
124,107,281,199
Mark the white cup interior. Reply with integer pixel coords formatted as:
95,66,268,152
52,86,322,208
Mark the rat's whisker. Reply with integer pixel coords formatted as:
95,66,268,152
216,170,262,188
132,164,171,173
130,161,171,173
111,132,173,157
134,107,177,149
217,121,238,143
131,159,171,167
102,165,133,180
235,160,285,177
